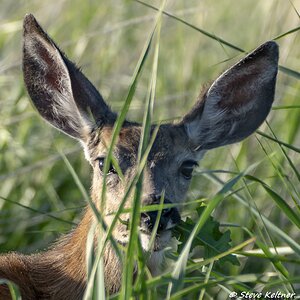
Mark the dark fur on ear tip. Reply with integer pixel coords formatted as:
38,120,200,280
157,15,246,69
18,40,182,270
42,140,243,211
23,14,58,52
243,41,279,65
23,14,42,35
255,41,279,56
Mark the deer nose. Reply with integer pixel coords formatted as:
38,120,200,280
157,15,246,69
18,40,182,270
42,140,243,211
141,196,181,232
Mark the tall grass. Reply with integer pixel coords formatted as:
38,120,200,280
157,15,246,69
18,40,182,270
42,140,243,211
0,0,300,299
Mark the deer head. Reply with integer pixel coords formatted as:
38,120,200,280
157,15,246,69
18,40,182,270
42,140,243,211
23,14,278,259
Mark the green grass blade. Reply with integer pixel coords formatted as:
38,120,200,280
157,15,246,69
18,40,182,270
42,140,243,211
94,257,106,300
266,121,300,184
132,9,163,296
273,25,300,40
135,0,300,82
245,175,300,228
198,261,214,300
59,150,105,226
99,3,159,213
0,195,75,226
121,2,166,297
0,279,21,300
255,136,300,213
263,185,300,228
288,0,300,18
279,65,300,79
135,0,244,52
257,130,300,153
204,173,300,255
272,105,300,110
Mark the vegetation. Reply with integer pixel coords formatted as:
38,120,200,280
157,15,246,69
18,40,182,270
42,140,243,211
0,0,300,299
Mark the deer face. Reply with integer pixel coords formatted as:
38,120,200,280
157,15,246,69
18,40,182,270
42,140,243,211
22,14,278,253
86,124,198,250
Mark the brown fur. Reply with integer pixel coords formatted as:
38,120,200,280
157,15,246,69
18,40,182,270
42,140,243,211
0,209,122,299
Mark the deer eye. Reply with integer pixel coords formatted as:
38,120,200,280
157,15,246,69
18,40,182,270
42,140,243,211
96,157,116,175
180,160,198,180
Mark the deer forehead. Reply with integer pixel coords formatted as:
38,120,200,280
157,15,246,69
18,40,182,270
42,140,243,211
85,124,191,167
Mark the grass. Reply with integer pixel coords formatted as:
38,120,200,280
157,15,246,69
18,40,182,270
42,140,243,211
1,0,300,299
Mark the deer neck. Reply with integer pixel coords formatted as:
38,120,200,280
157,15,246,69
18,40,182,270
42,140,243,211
28,208,92,299
0,207,122,299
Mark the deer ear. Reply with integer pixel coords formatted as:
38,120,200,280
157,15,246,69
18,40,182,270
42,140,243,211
181,41,279,151
23,14,116,140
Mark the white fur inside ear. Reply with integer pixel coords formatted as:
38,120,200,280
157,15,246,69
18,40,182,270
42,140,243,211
80,141,92,163
33,36,85,136
26,31,96,140
184,100,228,150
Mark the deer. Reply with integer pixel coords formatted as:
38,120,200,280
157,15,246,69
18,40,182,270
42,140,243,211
0,13,279,300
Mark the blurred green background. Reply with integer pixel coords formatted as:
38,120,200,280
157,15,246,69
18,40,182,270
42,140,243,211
0,0,300,296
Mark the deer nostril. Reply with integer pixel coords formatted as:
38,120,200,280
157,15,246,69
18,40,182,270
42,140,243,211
140,207,181,232
141,196,181,231
141,212,150,223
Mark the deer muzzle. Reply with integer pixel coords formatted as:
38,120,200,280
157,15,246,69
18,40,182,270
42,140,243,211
140,195,181,232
